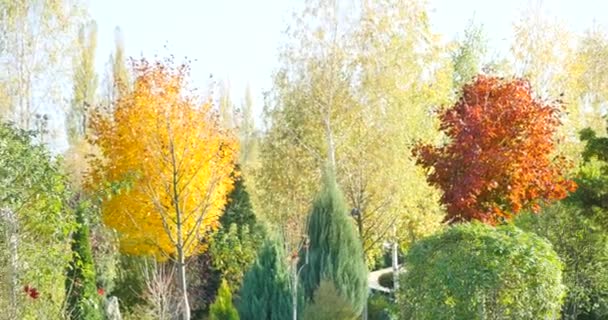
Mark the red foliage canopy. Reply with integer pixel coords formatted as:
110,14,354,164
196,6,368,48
414,76,576,224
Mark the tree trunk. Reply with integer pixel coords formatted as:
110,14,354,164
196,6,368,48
392,225,399,293
292,269,298,320
176,251,191,320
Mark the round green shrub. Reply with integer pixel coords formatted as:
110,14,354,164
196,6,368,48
398,222,565,320
377,272,393,289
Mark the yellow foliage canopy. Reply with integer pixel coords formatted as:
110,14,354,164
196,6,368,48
88,57,237,260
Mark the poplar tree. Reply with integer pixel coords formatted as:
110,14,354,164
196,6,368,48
68,20,98,145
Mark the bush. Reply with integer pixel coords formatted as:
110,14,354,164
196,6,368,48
516,203,608,319
209,280,239,320
377,272,393,289
302,280,358,320
398,222,565,320
368,293,395,320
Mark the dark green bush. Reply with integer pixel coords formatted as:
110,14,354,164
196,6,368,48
377,272,393,289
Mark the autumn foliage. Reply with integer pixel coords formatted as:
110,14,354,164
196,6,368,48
88,57,238,259
414,76,576,224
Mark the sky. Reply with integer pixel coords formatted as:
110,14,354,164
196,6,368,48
89,0,608,124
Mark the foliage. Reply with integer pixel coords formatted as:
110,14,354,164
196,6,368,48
65,199,103,320
0,122,75,319
238,238,291,320
368,293,395,320
451,20,488,89
414,75,577,224
68,20,98,145
209,224,261,292
377,272,393,289
522,124,608,319
219,169,257,235
577,127,608,227
398,222,565,320
516,203,608,319
210,171,263,290
209,280,239,320
109,255,148,313
255,0,448,262
0,0,86,130
88,56,238,259
188,250,221,318
300,172,368,315
302,280,358,320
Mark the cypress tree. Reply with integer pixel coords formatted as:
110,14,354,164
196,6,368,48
238,238,291,320
299,171,368,315
220,167,257,236
65,200,102,320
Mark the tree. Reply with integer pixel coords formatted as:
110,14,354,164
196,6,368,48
576,123,608,228
0,0,86,130
569,27,608,139
100,26,130,112
302,280,358,320
209,224,261,292
238,238,291,320
219,169,257,234
256,0,448,263
0,122,75,318
511,2,572,99
238,85,257,166
451,20,488,89
398,222,565,320
67,20,98,145
414,75,577,224
299,172,368,315
63,20,100,188
218,80,235,130
111,27,130,100
209,280,239,320
88,56,238,320
189,171,262,315
510,2,588,162
65,199,103,320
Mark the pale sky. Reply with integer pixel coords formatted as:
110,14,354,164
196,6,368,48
89,0,608,123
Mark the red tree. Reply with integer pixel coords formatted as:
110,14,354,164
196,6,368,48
414,76,576,224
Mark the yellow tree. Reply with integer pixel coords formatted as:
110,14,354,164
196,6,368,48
88,57,237,320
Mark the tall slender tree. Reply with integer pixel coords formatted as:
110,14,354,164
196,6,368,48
299,170,368,315
238,85,257,166
65,200,102,320
67,20,98,145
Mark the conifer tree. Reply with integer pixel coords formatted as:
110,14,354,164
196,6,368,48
299,171,368,315
238,238,291,320
220,168,257,237
65,200,102,320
